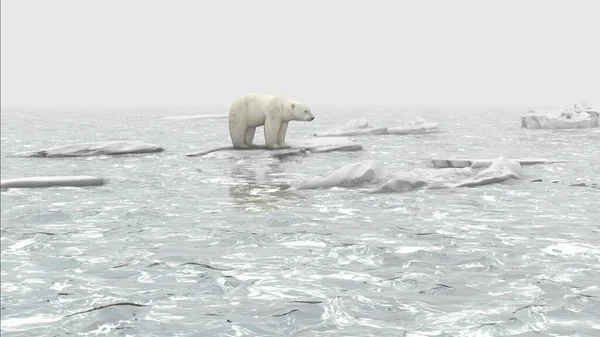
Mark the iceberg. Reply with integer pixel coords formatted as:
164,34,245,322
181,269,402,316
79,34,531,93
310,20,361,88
1,175,104,189
186,138,362,159
313,118,440,137
8,141,164,158
521,102,599,129
290,157,523,193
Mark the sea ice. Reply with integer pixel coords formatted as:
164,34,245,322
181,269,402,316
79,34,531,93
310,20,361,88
313,118,439,137
9,141,164,158
431,158,564,169
289,161,397,190
386,117,440,135
186,138,362,159
313,118,387,137
521,102,599,129
1,175,104,189
290,157,523,192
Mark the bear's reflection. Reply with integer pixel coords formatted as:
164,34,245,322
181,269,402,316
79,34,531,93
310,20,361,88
228,161,304,210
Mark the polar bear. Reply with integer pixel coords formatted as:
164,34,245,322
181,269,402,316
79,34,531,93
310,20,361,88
229,93,315,149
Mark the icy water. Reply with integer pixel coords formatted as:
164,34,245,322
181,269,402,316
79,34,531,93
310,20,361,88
1,105,599,337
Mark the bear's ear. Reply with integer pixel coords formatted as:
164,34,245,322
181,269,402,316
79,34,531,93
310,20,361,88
291,103,295,110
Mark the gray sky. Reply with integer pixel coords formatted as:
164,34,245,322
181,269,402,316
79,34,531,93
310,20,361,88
1,0,599,107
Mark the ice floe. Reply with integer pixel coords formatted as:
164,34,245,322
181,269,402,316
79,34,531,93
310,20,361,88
521,102,599,129
186,138,362,159
290,157,523,193
9,141,164,158
1,175,104,189
314,118,440,137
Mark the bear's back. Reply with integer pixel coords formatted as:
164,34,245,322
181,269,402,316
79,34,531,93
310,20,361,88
230,93,277,127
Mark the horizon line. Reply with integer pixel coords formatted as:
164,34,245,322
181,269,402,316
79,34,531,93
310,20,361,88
0,102,576,110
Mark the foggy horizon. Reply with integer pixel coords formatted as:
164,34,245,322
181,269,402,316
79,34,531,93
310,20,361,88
0,102,575,111
2,0,599,108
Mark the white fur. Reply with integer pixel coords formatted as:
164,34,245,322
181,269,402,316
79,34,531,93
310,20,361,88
228,93,315,149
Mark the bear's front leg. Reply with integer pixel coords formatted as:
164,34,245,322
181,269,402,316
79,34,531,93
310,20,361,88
264,118,282,149
277,122,289,148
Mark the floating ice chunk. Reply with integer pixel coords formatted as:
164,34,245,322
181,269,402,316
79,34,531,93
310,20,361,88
386,117,440,135
371,167,474,193
290,160,397,190
431,158,564,168
9,141,164,158
453,157,522,188
345,118,369,129
186,138,362,158
314,118,387,137
521,104,599,129
1,175,104,189
287,138,362,153
291,157,523,193
314,118,440,137
192,147,307,160
369,178,429,193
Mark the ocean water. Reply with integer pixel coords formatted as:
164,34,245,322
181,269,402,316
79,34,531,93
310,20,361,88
1,105,599,337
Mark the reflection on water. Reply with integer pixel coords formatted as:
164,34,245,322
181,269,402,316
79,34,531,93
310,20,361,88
228,161,304,211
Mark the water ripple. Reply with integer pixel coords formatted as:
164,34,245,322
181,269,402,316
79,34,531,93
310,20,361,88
1,107,599,336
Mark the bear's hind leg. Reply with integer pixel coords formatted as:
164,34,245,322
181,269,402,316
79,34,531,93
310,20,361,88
230,124,250,149
244,127,258,148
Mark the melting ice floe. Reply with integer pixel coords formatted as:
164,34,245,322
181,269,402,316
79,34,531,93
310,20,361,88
521,102,599,129
1,176,104,189
313,118,440,137
314,118,387,137
387,117,441,135
290,157,523,192
8,141,164,158
431,158,564,168
186,138,362,159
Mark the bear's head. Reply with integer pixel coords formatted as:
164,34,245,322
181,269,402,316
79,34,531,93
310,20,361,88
290,101,315,122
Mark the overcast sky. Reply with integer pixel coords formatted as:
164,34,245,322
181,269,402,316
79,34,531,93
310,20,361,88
1,0,598,107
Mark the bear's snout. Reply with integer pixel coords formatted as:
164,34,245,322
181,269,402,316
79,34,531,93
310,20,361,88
308,116,315,121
